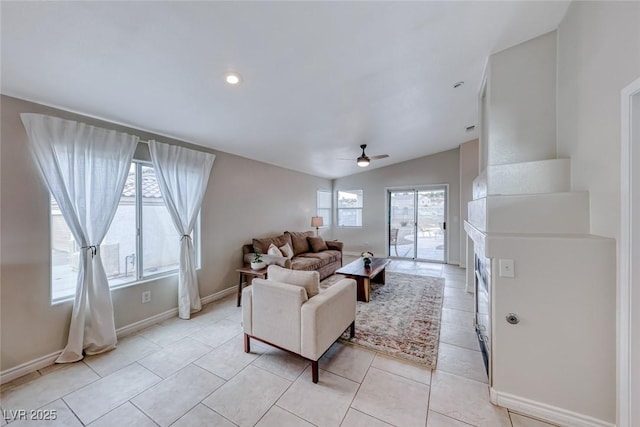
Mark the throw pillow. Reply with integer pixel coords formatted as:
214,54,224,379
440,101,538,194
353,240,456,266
267,243,283,257
285,231,314,255
267,265,320,298
243,253,288,267
307,236,328,252
279,243,294,259
252,234,292,254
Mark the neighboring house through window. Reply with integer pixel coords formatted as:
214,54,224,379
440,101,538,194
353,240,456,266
50,161,199,302
337,189,363,227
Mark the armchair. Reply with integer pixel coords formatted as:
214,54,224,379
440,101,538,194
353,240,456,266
242,265,356,383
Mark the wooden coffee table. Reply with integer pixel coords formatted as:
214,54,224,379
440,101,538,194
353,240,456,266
336,257,391,302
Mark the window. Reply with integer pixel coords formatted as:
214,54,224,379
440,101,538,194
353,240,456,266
337,189,363,227
316,189,332,227
50,161,198,301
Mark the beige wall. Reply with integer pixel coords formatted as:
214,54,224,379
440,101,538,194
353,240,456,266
487,31,557,167
459,139,479,264
332,148,460,264
556,3,640,424
0,95,330,372
632,90,640,427
557,1,640,239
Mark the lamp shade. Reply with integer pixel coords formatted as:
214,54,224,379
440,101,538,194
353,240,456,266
311,216,324,227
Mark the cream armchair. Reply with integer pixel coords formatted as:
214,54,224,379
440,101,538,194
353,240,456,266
242,265,356,383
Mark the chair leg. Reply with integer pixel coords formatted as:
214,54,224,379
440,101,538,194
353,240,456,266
244,333,250,353
350,321,355,338
311,360,319,383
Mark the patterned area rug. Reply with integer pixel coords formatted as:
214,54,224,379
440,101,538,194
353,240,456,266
321,272,444,368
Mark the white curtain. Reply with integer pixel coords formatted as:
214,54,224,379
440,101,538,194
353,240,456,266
21,113,138,363
149,140,215,319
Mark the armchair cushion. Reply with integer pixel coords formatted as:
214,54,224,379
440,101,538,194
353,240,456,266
267,265,320,298
250,278,308,354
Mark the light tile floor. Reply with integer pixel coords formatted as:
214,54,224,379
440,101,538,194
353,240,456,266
0,259,558,427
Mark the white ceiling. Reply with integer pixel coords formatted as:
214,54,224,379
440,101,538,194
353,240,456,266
1,1,570,179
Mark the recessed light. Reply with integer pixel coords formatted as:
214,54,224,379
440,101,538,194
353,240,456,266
225,72,242,85
453,81,464,88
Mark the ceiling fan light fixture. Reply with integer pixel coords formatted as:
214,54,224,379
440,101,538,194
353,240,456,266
225,72,242,85
357,157,370,167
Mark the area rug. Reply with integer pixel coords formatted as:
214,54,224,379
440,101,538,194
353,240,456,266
321,271,444,368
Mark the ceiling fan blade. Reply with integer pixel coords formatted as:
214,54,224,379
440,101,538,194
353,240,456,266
369,154,389,160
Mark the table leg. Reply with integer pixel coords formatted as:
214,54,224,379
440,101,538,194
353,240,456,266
237,273,244,307
372,268,387,285
363,277,370,302
354,277,371,302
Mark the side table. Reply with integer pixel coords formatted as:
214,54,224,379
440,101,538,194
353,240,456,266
236,266,268,307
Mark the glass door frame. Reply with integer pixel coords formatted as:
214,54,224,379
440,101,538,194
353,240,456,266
386,184,448,263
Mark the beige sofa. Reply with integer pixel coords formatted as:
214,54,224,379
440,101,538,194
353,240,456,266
242,231,343,280
242,265,356,383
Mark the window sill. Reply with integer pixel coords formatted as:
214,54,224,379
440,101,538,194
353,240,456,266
51,270,181,305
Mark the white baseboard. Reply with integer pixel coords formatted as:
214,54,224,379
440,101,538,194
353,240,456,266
343,251,361,257
200,286,236,305
344,251,465,267
491,388,615,427
0,286,237,385
0,351,63,384
115,307,179,339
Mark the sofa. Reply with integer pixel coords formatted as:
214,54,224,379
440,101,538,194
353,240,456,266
242,265,356,383
242,231,343,280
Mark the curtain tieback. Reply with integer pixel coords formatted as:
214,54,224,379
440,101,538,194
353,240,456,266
81,245,99,257
181,235,191,241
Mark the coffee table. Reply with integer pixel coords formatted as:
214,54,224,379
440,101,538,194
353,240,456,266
336,257,391,302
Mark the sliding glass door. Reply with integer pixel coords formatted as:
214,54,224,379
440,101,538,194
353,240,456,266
388,186,447,262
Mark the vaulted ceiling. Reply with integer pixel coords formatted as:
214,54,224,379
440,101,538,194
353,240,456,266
1,1,570,179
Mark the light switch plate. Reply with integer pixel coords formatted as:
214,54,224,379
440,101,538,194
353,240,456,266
499,259,515,277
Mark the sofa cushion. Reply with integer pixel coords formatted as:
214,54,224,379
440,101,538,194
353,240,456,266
308,236,328,253
297,250,341,265
253,234,292,254
267,265,320,298
285,231,314,255
279,243,294,259
267,243,283,257
291,256,323,272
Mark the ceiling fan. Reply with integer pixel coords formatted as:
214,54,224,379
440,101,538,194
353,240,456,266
349,144,389,168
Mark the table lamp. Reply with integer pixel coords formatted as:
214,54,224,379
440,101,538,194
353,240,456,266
311,216,323,236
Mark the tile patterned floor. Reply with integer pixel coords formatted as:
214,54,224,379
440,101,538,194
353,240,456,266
0,260,558,427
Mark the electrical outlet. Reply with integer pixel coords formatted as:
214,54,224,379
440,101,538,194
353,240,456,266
141,290,151,304
499,259,515,278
